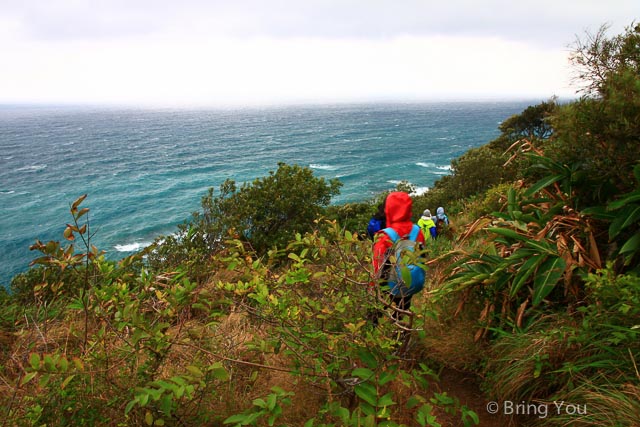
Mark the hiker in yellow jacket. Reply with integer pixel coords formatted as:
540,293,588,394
417,209,437,239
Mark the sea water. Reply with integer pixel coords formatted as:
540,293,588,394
0,101,536,284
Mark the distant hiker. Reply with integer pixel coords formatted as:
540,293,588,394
434,206,450,238
366,201,386,240
417,209,437,239
370,192,427,322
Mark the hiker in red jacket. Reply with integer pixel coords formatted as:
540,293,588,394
370,191,426,320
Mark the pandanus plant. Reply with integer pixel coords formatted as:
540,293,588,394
441,143,606,337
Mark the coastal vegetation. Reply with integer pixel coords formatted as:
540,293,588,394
1,22,639,426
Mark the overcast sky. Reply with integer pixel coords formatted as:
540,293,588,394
1,0,638,107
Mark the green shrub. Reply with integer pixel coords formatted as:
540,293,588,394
148,163,342,275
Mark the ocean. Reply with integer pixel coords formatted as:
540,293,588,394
1,101,535,285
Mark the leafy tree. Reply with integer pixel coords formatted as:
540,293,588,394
488,100,557,152
210,163,342,254
148,163,342,272
569,22,640,97
549,22,640,205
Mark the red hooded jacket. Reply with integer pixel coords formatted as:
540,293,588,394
372,192,426,277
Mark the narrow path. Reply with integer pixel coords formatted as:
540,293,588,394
435,368,526,427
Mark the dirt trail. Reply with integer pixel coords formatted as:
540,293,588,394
435,368,526,427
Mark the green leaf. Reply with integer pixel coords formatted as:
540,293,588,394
137,392,150,407
378,370,396,386
532,257,566,306
20,372,37,386
173,385,185,399
43,355,56,371
360,404,376,418
357,349,378,369
153,380,174,391
159,394,174,417
377,392,396,407
332,405,350,422
38,373,51,388
58,356,69,373
406,395,426,409
609,205,640,238
147,387,164,401
400,265,413,287
431,392,454,405
487,227,522,240
186,365,204,378
211,366,229,381
223,413,250,425
510,255,544,298
620,231,640,255
608,193,640,210
287,252,300,262
60,374,75,389
489,227,554,253
354,382,378,406
582,205,616,221
266,393,277,411
417,404,440,427
252,398,267,409
29,353,41,370
463,409,480,425
525,174,564,197
352,368,374,380
125,399,137,415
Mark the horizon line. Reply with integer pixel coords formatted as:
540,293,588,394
0,95,574,111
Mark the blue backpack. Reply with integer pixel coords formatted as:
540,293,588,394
367,217,384,239
381,225,427,297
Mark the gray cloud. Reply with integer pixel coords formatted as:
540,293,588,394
3,0,639,47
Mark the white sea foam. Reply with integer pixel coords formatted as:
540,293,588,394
310,164,338,171
416,162,436,168
17,164,47,172
0,191,15,195
412,186,429,196
416,162,452,173
114,242,152,252
385,180,429,196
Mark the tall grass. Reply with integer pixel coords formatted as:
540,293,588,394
483,317,579,402
541,381,640,426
